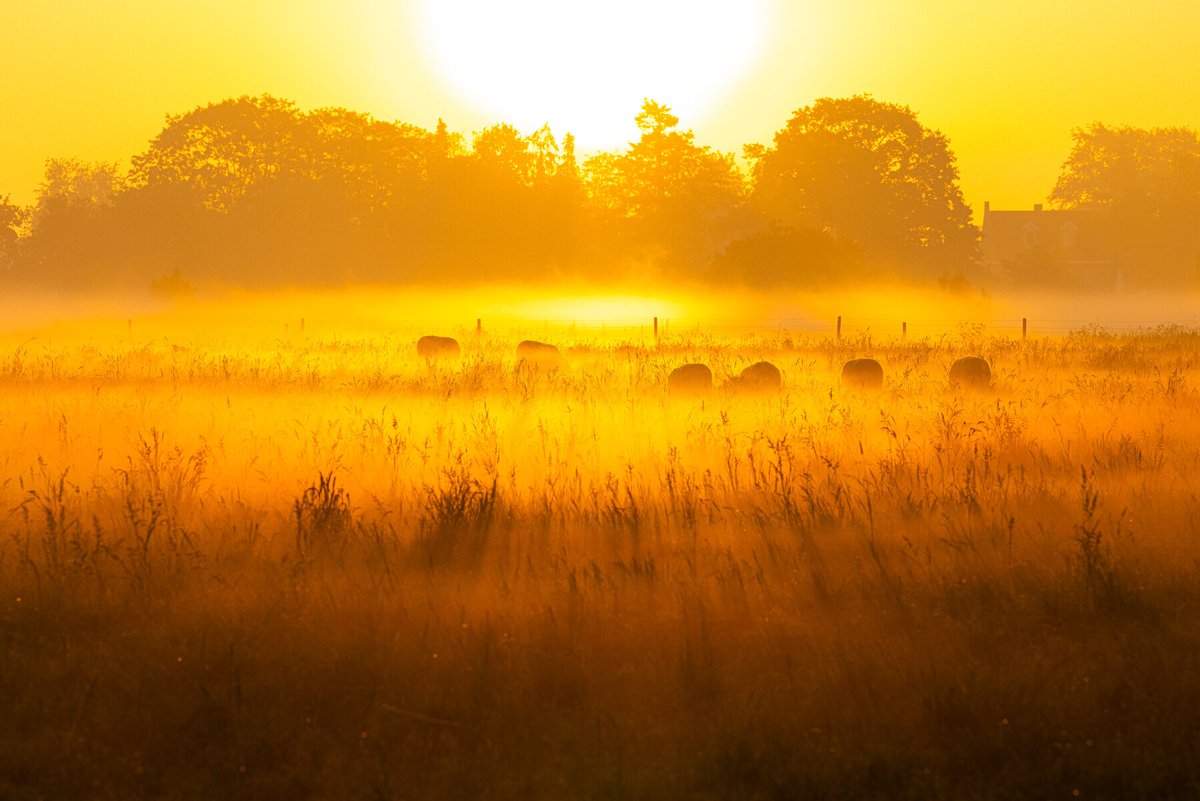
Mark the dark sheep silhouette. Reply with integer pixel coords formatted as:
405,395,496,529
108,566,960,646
416,335,461,359
841,358,884,389
668,363,713,395
949,356,991,389
734,361,782,392
516,340,563,370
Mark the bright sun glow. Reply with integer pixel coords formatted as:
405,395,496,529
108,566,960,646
492,294,685,325
413,0,770,148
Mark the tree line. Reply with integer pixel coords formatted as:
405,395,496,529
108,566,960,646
0,94,1196,292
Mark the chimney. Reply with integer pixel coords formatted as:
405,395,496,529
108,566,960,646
984,201,991,213
1034,203,1043,212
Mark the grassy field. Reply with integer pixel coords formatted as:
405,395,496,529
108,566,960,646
3,308,1200,800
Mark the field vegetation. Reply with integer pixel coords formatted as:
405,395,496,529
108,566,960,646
4,296,1200,799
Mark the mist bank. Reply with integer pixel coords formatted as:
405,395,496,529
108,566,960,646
3,282,1198,343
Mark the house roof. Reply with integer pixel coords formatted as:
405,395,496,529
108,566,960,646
982,205,1115,265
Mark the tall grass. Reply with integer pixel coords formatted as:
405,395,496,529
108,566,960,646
3,320,1200,799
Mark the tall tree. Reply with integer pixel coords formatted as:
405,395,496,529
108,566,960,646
0,195,27,270
19,159,126,285
750,95,976,277
583,99,745,272
432,118,466,161
128,95,306,212
33,158,123,225
528,124,560,184
558,132,579,183
471,123,536,184
1050,124,1200,286
303,107,435,212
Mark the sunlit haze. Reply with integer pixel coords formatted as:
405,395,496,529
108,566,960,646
6,3,1200,798
3,0,1198,210
410,0,769,149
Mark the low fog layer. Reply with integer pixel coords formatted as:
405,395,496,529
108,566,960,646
3,285,1197,344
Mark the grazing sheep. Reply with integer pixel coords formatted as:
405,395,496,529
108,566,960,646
841,358,884,390
417,335,461,359
734,361,782,392
668,363,713,395
516,340,563,370
949,356,991,389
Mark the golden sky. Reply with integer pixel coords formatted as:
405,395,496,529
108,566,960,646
3,0,1198,214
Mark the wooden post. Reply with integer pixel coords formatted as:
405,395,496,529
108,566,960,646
653,316,658,342
476,318,482,336
902,321,907,340
836,315,842,340
1022,317,1028,340
127,318,132,338
300,318,306,334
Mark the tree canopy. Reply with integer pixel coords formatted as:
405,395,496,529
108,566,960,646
0,195,26,268
16,93,1194,292
749,95,977,277
583,99,745,272
128,96,436,215
1050,124,1200,285
1051,124,1200,211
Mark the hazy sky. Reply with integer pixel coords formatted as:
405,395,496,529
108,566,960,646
4,0,1198,214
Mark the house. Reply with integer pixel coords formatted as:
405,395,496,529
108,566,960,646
981,202,1120,290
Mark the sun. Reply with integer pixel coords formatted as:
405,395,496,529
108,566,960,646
411,0,771,149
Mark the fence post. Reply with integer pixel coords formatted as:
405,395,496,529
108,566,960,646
836,315,842,340
477,318,482,337
1022,317,1028,340
902,321,907,340
653,316,659,343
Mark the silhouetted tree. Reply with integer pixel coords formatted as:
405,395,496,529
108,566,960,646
528,124,560,184
385,117,597,280
303,107,435,212
583,99,744,274
432,118,466,161
711,222,866,287
6,92,1003,291
129,95,305,212
471,123,537,184
0,195,26,270
558,133,579,183
411,123,537,275
125,97,446,284
104,181,214,286
749,95,976,278
32,158,123,225
234,107,437,283
1050,124,1200,287
20,159,125,285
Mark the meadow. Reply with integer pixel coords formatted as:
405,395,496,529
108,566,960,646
4,296,1200,800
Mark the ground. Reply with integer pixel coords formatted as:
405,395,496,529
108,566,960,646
3,312,1200,800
